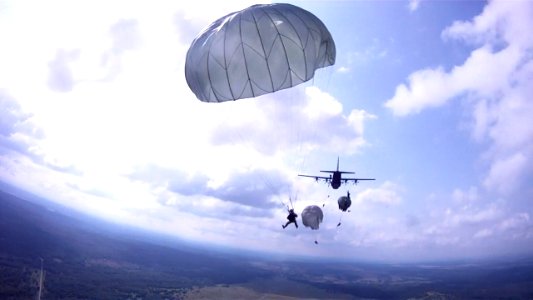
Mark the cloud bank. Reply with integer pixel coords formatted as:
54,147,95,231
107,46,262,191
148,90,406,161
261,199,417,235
384,0,533,196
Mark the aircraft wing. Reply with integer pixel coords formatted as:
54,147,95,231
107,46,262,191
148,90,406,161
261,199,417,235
298,174,331,182
343,178,375,183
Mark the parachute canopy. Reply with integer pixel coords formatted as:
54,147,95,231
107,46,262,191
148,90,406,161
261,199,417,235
338,195,351,212
185,3,336,102
302,205,324,230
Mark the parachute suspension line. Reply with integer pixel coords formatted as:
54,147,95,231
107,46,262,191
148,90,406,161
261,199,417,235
252,164,286,210
313,230,319,245
324,63,334,92
288,88,304,200
278,194,293,214
220,102,296,212
323,194,330,207
280,199,289,211
217,108,285,206
259,165,283,196
337,213,343,228
290,72,328,190
288,193,296,210
293,87,311,177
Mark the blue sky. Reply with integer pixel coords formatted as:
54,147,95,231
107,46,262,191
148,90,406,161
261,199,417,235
1,0,532,262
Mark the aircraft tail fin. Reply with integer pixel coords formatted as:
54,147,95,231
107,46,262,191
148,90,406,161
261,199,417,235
320,157,355,173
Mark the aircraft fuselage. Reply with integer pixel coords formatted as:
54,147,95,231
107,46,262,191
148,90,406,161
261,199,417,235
331,172,341,189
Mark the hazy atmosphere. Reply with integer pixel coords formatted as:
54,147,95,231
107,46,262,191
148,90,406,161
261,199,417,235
1,0,532,262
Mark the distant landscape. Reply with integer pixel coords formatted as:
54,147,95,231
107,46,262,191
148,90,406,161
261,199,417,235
1,188,533,299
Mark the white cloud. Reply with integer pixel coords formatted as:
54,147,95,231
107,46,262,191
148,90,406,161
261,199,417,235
474,228,493,239
384,0,533,195
408,0,421,12
442,1,533,49
344,40,389,69
445,204,501,227
336,66,350,73
483,152,529,194
452,186,479,204
383,67,453,116
47,49,80,92
417,194,532,252
303,86,342,119
210,86,376,156
498,213,530,232
384,45,521,117
109,19,141,54
386,0,533,116
354,181,403,206
473,212,531,240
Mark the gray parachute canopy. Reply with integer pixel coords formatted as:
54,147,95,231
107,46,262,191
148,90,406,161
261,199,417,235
337,195,351,212
185,3,336,102
302,205,324,230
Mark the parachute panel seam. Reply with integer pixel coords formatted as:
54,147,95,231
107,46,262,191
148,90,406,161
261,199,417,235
271,6,308,82
251,8,275,93
263,7,292,90
206,37,216,101
223,15,236,101
237,12,253,99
